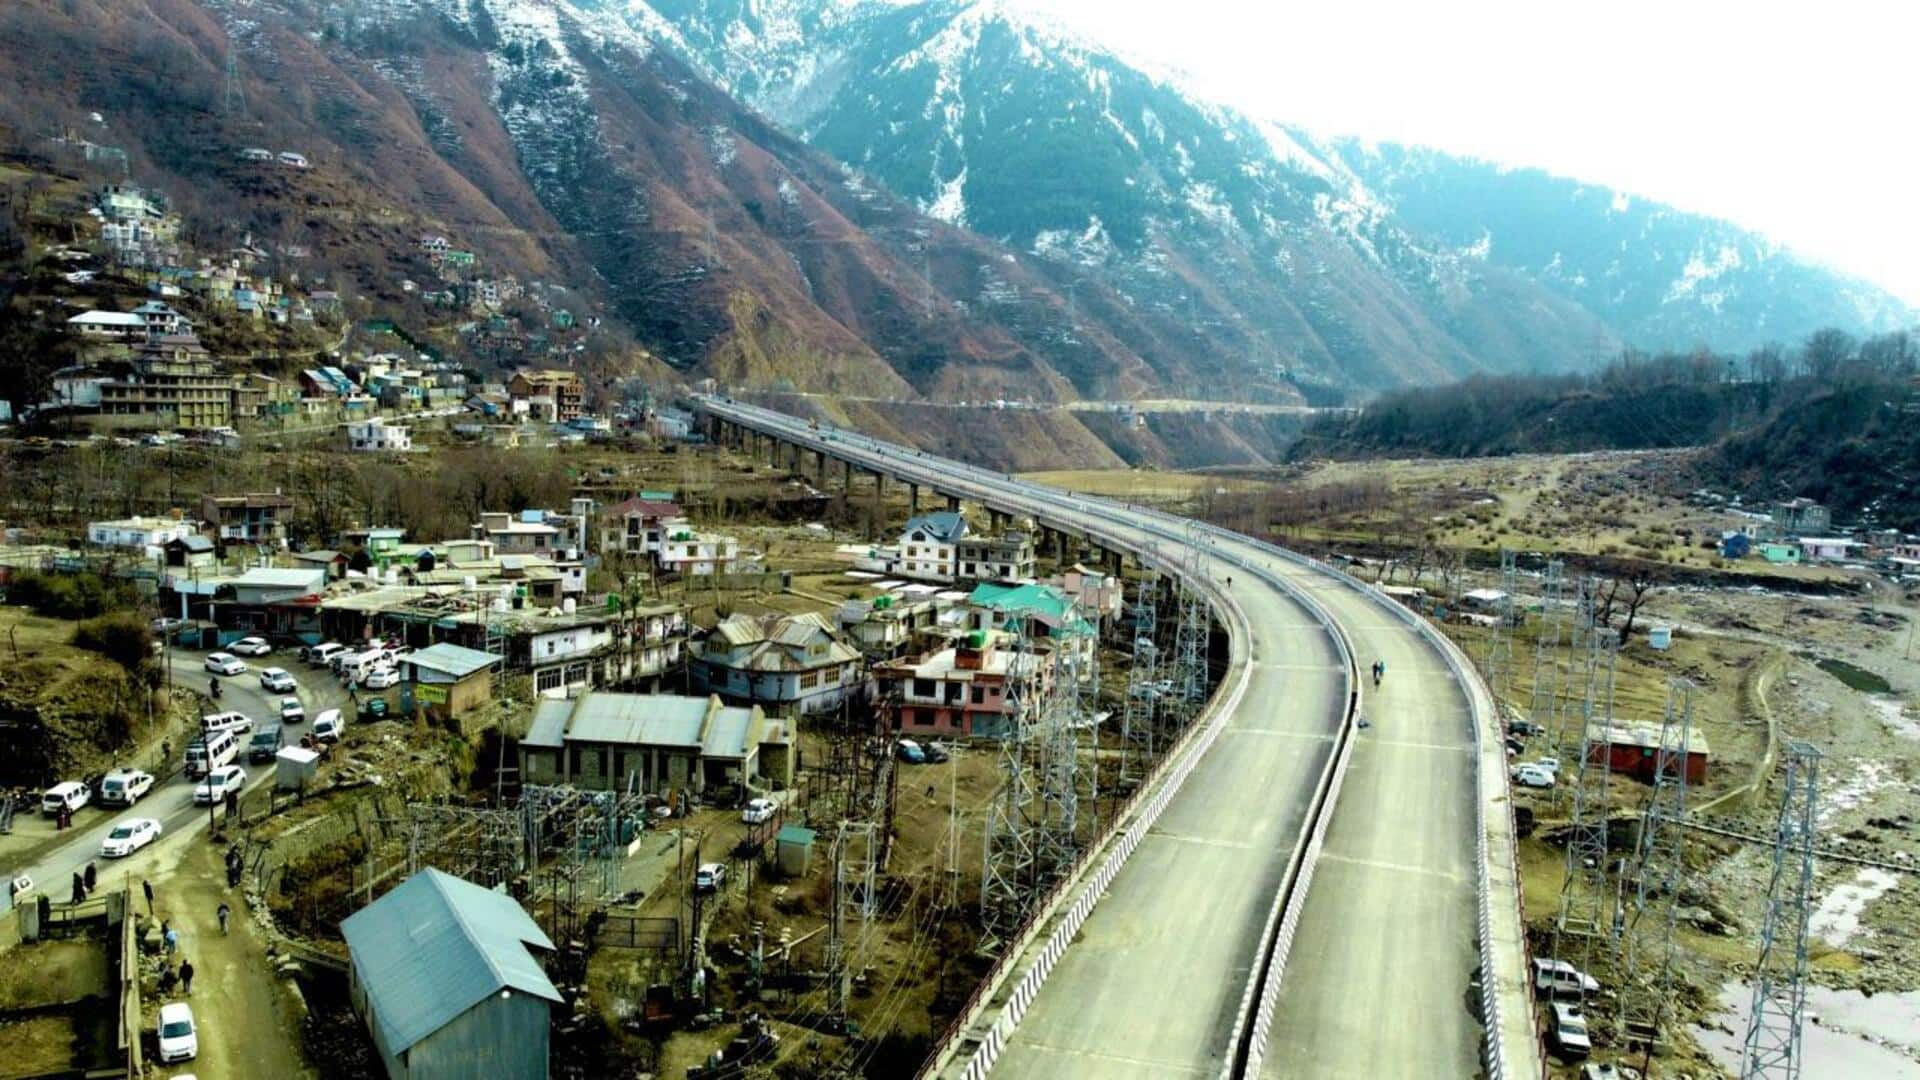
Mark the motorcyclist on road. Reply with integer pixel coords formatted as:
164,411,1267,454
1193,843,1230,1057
1372,660,1384,686
209,677,222,700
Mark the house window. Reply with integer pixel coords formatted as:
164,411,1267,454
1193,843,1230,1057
971,685,985,704
800,670,820,689
536,668,563,692
913,678,935,698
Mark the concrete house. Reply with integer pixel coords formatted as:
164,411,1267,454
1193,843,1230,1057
341,868,560,1080
88,515,196,551
874,630,1053,739
691,612,866,716
1770,498,1831,539
599,498,685,558
346,419,413,452
518,692,794,795
403,643,503,731
201,492,294,545
657,529,739,577
897,512,969,581
955,531,1036,585
66,310,145,338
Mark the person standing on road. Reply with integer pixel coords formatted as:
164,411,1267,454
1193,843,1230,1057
217,902,230,935
163,922,178,955
179,958,194,995
70,872,85,904
142,879,154,916
83,862,96,894
224,789,239,820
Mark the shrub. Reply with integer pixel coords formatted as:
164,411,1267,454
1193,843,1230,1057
72,611,153,672
8,571,137,619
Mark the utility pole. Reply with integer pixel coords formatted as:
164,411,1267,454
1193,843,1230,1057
1120,578,1160,787
1740,742,1822,1079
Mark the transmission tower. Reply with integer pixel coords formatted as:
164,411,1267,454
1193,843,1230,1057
979,625,1043,951
222,47,246,120
1617,679,1697,1058
826,820,877,1028
1120,580,1161,787
1740,742,1823,1079
1527,559,1567,730
1483,548,1518,703
1549,627,1621,1006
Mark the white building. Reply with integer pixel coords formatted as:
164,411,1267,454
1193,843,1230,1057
896,511,968,582
345,419,413,452
66,311,145,338
659,531,740,576
88,515,197,551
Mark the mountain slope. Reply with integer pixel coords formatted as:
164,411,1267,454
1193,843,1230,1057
1318,139,1915,354
0,0,1201,401
637,0,1915,391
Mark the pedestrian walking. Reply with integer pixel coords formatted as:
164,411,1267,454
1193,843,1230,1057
83,862,96,894
217,902,230,935
70,872,85,905
163,922,178,956
180,959,194,995
224,789,239,820
142,879,154,916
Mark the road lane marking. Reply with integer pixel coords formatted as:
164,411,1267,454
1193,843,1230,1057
1146,830,1255,851
1252,662,1344,673
1003,1040,1212,1074
1363,737,1472,753
1319,852,1467,884
1221,728,1336,743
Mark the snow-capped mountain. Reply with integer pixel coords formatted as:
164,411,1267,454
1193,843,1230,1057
633,0,1914,385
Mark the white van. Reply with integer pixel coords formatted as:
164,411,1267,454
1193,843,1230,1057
337,650,388,683
199,711,255,738
184,729,240,779
41,781,91,817
304,642,346,668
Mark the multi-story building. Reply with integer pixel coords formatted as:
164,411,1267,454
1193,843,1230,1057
507,369,584,422
873,630,1054,739
896,511,968,581
96,335,234,430
599,498,686,558
838,595,945,660
437,600,689,698
955,531,1036,584
473,511,566,558
200,492,295,545
658,530,739,576
691,612,866,716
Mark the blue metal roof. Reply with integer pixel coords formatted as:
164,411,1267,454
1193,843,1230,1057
340,869,560,1056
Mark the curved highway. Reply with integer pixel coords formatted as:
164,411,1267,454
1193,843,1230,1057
695,398,1512,1078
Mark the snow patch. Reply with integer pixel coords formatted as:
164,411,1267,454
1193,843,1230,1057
1809,867,1902,948
924,166,968,226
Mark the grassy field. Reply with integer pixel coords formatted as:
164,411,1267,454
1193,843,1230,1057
1019,468,1268,499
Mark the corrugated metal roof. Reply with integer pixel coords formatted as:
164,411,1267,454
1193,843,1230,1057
232,567,327,590
524,700,571,749
700,706,757,760
340,869,560,1056
903,511,968,542
566,692,709,748
407,643,502,678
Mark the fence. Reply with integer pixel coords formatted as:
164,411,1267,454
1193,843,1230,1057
118,882,141,1077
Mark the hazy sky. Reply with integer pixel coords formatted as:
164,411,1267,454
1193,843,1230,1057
1021,0,1920,305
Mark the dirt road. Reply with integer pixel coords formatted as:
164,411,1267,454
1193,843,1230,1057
144,834,315,1079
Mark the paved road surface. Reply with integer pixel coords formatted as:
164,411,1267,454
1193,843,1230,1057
701,399,1486,1077
3,650,343,913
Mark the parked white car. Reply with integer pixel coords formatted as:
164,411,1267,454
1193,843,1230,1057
302,642,345,667
259,667,297,693
312,710,345,743
1512,763,1556,789
362,664,400,690
40,781,91,817
193,765,248,805
229,636,272,656
1549,1002,1592,1059
157,1002,198,1063
740,797,778,824
204,652,247,676
279,697,306,725
100,768,155,807
101,818,161,858
1532,957,1601,997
